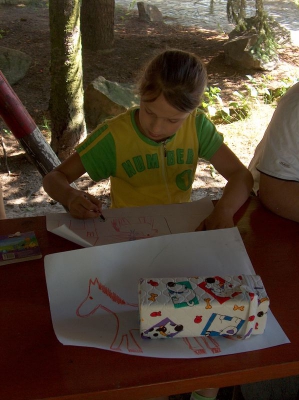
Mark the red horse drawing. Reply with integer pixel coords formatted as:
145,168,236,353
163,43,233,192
76,278,142,353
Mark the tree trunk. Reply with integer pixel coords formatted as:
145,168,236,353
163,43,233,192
49,0,87,161
226,0,247,24
256,0,264,12
81,0,115,51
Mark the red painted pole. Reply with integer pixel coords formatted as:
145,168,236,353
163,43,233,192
0,70,61,177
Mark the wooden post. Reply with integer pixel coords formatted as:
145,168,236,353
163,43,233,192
0,70,61,177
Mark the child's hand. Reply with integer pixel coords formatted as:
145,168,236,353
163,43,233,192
195,208,234,231
67,191,103,219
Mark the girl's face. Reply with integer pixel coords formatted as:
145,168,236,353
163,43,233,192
136,94,190,142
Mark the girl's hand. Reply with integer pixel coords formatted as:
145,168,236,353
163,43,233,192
195,208,234,231
196,143,253,231
67,191,103,219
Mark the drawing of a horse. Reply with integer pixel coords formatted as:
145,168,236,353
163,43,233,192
76,278,142,353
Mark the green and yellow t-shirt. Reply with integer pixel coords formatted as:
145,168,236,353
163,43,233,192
76,108,223,208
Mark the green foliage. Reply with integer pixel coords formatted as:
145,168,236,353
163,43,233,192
1,128,11,136
117,0,136,20
42,117,51,132
247,15,278,64
201,75,299,125
201,86,223,118
0,29,7,39
201,86,251,124
208,164,216,178
41,117,51,141
128,0,137,10
245,74,299,104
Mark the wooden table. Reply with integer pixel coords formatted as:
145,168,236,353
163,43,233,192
1,196,299,400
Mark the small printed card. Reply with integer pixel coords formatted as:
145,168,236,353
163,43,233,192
0,231,42,265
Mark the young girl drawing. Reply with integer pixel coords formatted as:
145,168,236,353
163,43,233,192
43,49,253,235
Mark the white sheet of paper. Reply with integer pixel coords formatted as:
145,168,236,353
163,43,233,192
44,227,290,358
46,197,214,247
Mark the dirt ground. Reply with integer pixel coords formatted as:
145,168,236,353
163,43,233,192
1,1,299,219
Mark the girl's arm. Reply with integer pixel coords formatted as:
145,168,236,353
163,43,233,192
43,152,103,219
197,143,253,230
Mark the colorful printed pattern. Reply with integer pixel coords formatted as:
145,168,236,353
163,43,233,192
138,275,269,339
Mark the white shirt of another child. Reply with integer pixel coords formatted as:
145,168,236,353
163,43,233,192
249,82,299,194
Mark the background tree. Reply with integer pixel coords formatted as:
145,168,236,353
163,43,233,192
49,0,86,160
81,0,115,51
227,0,246,26
226,0,279,64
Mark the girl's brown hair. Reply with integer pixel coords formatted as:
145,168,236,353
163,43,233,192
138,49,207,112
